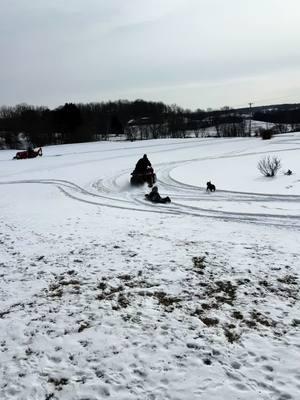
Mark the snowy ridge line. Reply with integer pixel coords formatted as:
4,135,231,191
0,136,261,163
24,137,247,161
5,135,298,163
41,138,209,158
1,141,207,178
2,139,217,171
155,143,300,170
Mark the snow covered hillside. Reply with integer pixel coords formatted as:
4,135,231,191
0,134,300,400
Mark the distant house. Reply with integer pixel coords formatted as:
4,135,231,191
125,117,167,140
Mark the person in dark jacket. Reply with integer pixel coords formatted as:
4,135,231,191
145,186,171,204
134,154,152,174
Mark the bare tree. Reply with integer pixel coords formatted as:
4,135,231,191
257,156,281,177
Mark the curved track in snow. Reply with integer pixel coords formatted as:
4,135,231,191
91,159,300,228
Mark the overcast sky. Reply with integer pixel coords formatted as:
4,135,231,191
1,0,300,110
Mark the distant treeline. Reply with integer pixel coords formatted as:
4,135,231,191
0,100,166,147
0,100,299,149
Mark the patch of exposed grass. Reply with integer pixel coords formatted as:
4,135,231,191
224,328,241,343
118,274,132,281
244,319,257,329
154,291,181,309
48,377,68,390
232,311,244,320
96,285,124,301
116,293,130,309
59,279,80,286
200,316,219,327
192,256,206,274
277,275,298,285
97,281,107,290
250,310,276,328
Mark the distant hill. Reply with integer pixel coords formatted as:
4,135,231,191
235,103,300,114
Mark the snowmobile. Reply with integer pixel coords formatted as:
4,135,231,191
130,166,157,187
13,147,43,160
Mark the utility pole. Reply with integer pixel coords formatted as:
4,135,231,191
248,102,253,136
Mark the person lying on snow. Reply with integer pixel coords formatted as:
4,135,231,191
134,154,152,174
145,186,171,204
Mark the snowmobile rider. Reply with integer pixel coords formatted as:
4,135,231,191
134,154,152,174
145,186,171,204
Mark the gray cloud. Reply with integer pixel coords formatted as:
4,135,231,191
1,0,300,109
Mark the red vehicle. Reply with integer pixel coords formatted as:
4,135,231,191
130,166,157,187
13,147,43,160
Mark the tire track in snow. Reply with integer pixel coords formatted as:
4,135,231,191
92,156,300,228
1,176,300,228
0,179,178,216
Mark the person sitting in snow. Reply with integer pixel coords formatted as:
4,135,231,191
145,186,171,204
134,154,152,174
285,169,293,176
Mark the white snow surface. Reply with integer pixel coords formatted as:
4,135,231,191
0,134,300,400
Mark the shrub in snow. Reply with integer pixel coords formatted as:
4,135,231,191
257,155,281,177
260,128,274,140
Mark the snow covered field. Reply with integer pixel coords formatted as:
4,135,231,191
0,134,300,400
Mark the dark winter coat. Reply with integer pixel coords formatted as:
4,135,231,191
135,156,151,174
148,190,161,203
145,187,171,204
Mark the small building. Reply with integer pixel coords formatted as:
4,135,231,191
125,117,168,140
